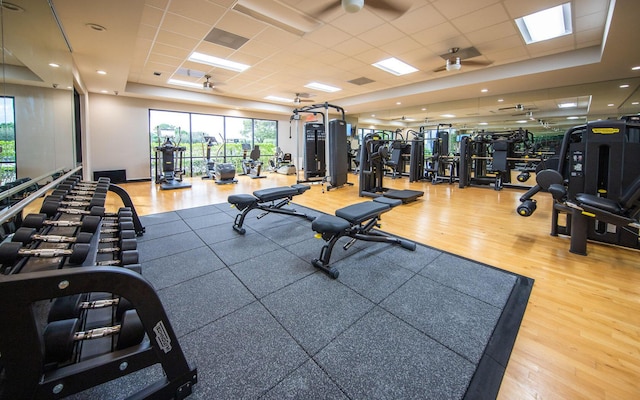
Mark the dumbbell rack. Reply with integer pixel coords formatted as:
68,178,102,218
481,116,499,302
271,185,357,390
0,174,197,399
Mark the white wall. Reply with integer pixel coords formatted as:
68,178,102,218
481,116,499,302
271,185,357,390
87,94,295,180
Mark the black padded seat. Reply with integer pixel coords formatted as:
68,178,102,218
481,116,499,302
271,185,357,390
253,187,301,202
373,197,402,207
312,215,351,234
335,202,390,224
383,189,424,203
227,194,257,210
575,194,622,214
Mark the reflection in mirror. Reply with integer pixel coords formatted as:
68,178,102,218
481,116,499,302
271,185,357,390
0,0,75,191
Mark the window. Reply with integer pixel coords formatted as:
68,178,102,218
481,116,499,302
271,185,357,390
148,110,278,178
0,97,17,184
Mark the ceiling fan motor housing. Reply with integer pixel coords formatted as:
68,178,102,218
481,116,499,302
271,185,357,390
342,0,365,13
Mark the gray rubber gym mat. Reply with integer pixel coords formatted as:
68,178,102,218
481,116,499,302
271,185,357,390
65,203,533,399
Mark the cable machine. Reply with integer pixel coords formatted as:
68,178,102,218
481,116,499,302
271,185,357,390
291,102,352,191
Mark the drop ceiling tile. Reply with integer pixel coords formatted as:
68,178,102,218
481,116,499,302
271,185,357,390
502,0,562,19
254,27,300,47
161,13,211,39
574,0,610,17
451,3,510,34
192,41,235,58
360,23,406,47
305,24,353,47
141,4,165,27
148,52,183,66
575,11,606,34
238,39,282,59
332,37,374,57
167,0,226,25
155,29,199,50
476,35,523,55
146,0,170,9
432,0,501,19
352,47,393,65
286,39,326,56
379,36,423,56
151,42,191,59
391,4,446,35
137,24,158,41
412,22,461,46
468,21,519,44
576,29,603,47
217,11,269,38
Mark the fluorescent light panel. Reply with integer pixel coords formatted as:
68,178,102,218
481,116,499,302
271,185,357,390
168,79,203,89
558,102,577,108
372,57,418,76
305,82,341,92
516,3,572,44
189,52,250,72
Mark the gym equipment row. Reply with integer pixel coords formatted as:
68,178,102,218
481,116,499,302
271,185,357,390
228,184,313,234
155,135,191,190
239,143,266,179
311,197,416,278
0,171,197,399
517,116,640,255
458,128,545,191
201,135,238,184
358,132,424,203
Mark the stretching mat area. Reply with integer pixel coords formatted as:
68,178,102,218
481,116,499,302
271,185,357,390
68,202,533,399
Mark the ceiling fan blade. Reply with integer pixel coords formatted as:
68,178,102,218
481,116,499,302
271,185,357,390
432,65,447,73
366,0,410,18
313,0,341,17
462,60,493,67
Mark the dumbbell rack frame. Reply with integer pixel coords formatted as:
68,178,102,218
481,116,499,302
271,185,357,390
0,266,197,399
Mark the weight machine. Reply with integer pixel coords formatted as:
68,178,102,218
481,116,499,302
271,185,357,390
458,128,541,190
291,102,351,191
518,116,640,254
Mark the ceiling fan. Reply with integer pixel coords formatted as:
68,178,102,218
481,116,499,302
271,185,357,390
313,0,410,20
433,47,493,72
293,92,314,105
202,75,224,92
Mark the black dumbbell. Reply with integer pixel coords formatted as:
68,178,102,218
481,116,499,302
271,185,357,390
96,250,139,266
46,191,107,203
48,293,133,322
55,182,109,194
101,220,136,235
22,213,101,233
11,227,93,245
0,241,91,265
43,309,144,363
100,229,137,241
97,238,137,254
40,204,129,219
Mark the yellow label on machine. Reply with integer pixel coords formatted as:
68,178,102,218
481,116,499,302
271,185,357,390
592,128,620,134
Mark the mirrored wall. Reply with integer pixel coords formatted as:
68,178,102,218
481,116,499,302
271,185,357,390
0,0,76,187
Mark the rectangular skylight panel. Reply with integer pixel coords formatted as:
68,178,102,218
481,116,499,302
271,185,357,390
189,52,250,72
516,3,572,44
304,82,341,93
372,57,418,76
167,79,203,88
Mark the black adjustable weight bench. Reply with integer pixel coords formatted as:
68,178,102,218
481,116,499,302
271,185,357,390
311,197,416,278
228,184,312,234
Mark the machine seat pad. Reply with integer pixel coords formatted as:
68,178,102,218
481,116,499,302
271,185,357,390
373,197,402,207
335,201,391,224
253,186,303,202
291,184,311,194
575,193,622,215
312,215,351,234
228,194,257,210
383,189,424,203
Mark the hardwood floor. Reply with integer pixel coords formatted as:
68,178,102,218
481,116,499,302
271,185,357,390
108,172,640,399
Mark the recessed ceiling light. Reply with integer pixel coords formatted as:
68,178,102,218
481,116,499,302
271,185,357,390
515,3,572,44
49,63,60,68
100,90,109,93
441,114,455,118
620,84,630,88
396,102,402,105
167,79,203,89
481,89,489,93
264,95,293,103
558,102,577,108
304,82,341,92
633,101,639,105
96,70,107,75
189,52,250,72
371,114,376,117
497,99,504,102
479,122,488,125
567,116,580,120
371,57,418,76
516,120,528,124
607,103,615,107
421,108,427,111
632,66,640,71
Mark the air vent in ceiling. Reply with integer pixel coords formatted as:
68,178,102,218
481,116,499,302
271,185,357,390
348,77,375,86
204,28,249,50
175,68,206,78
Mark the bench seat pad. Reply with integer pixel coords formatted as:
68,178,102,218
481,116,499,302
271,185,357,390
335,202,390,224
312,215,351,234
